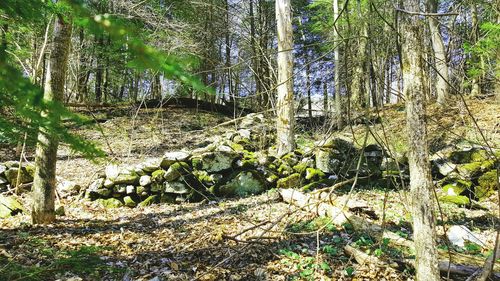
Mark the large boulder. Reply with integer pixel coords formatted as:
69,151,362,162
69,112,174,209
0,195,25,218
218,171,266,197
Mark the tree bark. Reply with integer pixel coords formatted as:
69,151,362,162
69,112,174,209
32,14,72,224
400,1,440,280
427,0,449,105
333,0,343,128
275,0,295,156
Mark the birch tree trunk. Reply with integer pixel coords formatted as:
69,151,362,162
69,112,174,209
333,0,343,128
275,0,295,156
32,14,72,224
427,0,449,105
400,1,440,280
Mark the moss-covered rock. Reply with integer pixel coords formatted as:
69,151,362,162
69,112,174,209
277,173,302,189
439,195,470,206
164,181,190,194
315,149,342,174
164,162,190,182
301,179,335,192
0,195,24,218
450,148,489,164
123,196,137,207
98,198,123,208
457,160,494,178
200,150,239,172
475,170,498,199
478,170,498,191
151,169,166,182
138,195,157,207
161,151,191,168
218,171,266,197
292,162,308,174
305,168,325,181
113,172,139,185
4,167,33,186
442,179,472,196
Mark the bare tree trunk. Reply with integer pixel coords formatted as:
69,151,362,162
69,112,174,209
470,3,481,97
427,0,449,105
276,0,295,156
333,0,343,128
401,1,440,280
32,14,72,224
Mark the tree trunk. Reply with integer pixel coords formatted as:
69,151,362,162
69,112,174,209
333,0,343,128
32,14,72,224
275,0,295,156
95,35,104,102
470,3,481,97
427,0,449,105
400,1,440,280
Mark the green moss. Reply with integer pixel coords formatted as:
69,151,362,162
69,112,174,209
123,196,137,207
191,157,202,170
305,168,325,180
193,170,214,185
277,164,293,176
138,195,157,207
281,152,299,166
439,195,470,206
478,170,498,190
301,179,334,192
457,160,494,178
292,162,308,174
165,162,190,182
475,170,498,199
266,173,279,183
442,179,472,196
151,169,166,182
98,198,123,208
277,173,301,189
230,142,245,152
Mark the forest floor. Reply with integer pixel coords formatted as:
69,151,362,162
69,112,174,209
0,98,499,280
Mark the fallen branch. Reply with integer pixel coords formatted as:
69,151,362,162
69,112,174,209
279,188,500,273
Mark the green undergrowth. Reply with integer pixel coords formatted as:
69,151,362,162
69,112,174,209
0,234,123,280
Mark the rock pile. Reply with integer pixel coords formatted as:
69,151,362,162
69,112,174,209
432,145,499,205
0,161,34,193
86,114,389,208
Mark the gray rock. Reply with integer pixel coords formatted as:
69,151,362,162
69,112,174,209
0,176,7,185
237,129,251,139
200,151,239,172
151,183,163,192
89,178,105,191
139,175,152,186
447,225,485,248
164,162,189,182
432,159,457,177
136,185,147,195
0,165,6,175
0,195,25,218
126,185,135,194
57,178,81,195
161,151,191,168
105,165,120,180
104,178,114,188
113,185,126,194
164,182,190,194
138,158,163,173
95,188,112,197
315,149,342,173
